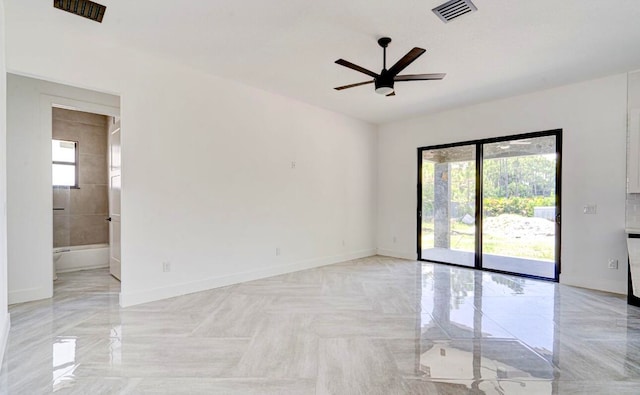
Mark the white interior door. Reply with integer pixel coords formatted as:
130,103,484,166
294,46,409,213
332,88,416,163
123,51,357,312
109,118,121,280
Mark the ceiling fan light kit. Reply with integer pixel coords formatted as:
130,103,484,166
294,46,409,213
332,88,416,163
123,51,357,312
334,37,446,97
375,85,394,96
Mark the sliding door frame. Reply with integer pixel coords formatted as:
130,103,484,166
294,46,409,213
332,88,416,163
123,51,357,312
417,129,562,282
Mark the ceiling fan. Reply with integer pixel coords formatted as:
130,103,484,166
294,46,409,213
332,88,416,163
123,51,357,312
334,37,446,96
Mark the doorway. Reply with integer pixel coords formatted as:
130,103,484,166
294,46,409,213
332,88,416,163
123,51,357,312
51,107,121,282
6,74,121,305
418,130,562,280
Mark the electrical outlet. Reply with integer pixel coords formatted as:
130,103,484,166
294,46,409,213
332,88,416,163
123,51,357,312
162,262,171,272
342,240,346,247
291,161,296,169
393,236,397,243
276,247,281,256
583,204,597,215
608,259,618,269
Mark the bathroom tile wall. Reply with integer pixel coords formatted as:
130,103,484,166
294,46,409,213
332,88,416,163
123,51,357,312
52,108,109,247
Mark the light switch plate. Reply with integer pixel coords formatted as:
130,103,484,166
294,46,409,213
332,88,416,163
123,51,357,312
583,204,597,215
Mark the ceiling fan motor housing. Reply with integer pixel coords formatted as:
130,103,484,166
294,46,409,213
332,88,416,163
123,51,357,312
375,72,394,95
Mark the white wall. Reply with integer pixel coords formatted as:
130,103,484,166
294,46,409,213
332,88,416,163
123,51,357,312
378,74,628,294
6,74,119,304
118,65,377,306
5,5,377,306
0,0,10,365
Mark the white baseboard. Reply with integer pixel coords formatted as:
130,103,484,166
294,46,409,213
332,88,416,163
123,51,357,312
0,313,10,367
120,249,377,307
8,286,52,305
559,273,626,295
376,249,417,261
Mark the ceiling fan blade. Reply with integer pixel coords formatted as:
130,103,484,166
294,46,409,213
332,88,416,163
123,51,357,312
387,47,426,76
395,73,446,81
386,91,396,97
334,80,374,91
335,59,379,78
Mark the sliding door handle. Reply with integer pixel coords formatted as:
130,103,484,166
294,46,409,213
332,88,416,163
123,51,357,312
105,217,112,222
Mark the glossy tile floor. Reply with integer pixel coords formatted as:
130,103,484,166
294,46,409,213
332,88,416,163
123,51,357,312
2,256,640,394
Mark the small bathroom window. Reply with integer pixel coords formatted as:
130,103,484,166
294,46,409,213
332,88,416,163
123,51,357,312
52,139,79,187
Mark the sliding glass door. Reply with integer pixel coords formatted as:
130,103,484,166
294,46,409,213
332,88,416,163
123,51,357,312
420,145,476,267
418,130,561,280
481,135,558,278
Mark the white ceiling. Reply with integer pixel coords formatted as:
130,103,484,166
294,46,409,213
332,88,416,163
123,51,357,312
12,0,640,124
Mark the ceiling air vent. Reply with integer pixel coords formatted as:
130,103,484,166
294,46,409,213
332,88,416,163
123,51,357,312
53,0,107,23
432,0,477,23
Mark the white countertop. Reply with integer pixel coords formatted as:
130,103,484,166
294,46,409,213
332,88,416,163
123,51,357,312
627,228,640,235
